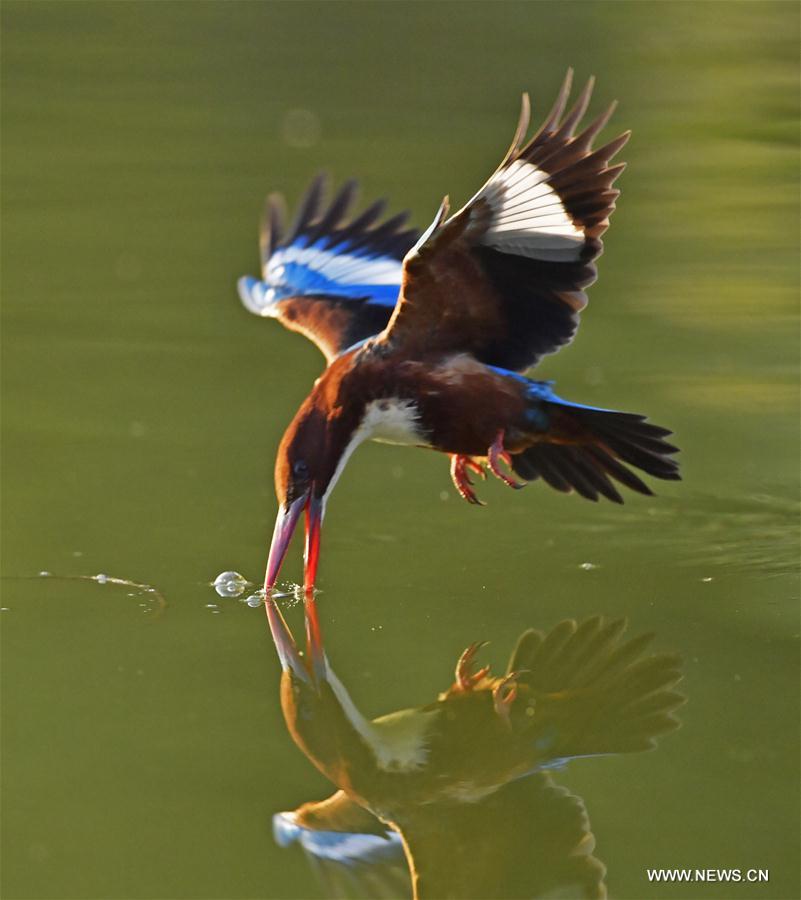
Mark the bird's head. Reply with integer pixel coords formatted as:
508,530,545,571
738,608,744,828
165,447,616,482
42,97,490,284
264,593,388,796
265,399,353,594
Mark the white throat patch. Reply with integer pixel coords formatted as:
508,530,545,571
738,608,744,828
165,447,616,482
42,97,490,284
360,398,424,447
321,398,426,509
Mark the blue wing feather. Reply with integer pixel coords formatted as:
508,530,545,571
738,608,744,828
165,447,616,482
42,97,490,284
239,175,418,361
273,810,410,899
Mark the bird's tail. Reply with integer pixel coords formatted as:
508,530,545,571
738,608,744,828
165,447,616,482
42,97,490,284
511,399,680,503
508,617,685,758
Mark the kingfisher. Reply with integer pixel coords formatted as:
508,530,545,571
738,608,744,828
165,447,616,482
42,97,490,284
238,70,680,611
265,597,684,899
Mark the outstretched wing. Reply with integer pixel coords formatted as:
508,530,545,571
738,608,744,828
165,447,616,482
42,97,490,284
507,617,685,758
378,70,628,371
402,773,606,900
274,791,411,899
238,174,419,364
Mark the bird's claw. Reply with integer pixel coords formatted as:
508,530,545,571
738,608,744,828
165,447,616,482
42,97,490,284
455,640,491,691
492,672,519,725
450,455,487,505
487,431,526,491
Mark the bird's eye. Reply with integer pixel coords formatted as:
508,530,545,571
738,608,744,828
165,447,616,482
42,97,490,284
293,460,309,479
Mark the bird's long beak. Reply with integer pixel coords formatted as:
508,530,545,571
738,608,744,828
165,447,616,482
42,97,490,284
264,492,325,595
264,494,308,593
264,598,310,683
263,491,327,683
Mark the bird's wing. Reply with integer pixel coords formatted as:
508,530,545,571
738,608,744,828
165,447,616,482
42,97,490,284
377,70,627,371
238,174,419,365
402,773,606,900
273,790,411,899
507,617,686,758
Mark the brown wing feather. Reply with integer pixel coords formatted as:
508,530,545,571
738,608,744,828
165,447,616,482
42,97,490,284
379,71,628,371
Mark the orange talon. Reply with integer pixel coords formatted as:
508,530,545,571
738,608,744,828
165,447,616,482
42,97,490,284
450,455,487,505
492,673,519,724
487,430,526,490
455,641,491,690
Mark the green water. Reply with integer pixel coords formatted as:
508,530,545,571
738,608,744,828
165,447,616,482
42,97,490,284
1,2,798,898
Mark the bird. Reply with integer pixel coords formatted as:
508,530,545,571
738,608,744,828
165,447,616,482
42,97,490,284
238,70,681,611
264,597,684,899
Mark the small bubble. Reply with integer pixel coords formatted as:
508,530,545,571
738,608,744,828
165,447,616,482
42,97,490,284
579,562,598,571
38,570,51,578
95,573,108,584
701,577,713,583
246,595,263,608
280,108,321,148
213,570,249,598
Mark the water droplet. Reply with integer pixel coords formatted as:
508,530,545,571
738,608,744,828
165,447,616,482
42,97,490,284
701,576,713,583
205,603,218,609
579,562,598,571
213,570,249,598
280,108,321,148
95,573,108,584
38,571,51,578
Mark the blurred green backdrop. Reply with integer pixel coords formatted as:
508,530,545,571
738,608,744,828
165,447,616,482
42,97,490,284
1,2,799,899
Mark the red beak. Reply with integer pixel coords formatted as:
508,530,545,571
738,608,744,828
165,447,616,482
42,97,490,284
263,491,326,681
264,492,324,594
303,496,324,673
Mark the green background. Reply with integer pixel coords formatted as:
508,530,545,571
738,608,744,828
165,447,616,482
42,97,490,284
2,2,799,898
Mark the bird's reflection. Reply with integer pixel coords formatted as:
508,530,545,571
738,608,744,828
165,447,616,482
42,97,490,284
265,599,684,899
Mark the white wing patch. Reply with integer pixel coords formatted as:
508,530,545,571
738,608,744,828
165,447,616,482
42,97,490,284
474,160,585,262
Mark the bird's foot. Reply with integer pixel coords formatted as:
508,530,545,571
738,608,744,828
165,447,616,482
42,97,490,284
492,672,519,726
449,455,487,505
487,430,525,491
455,641,491,691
